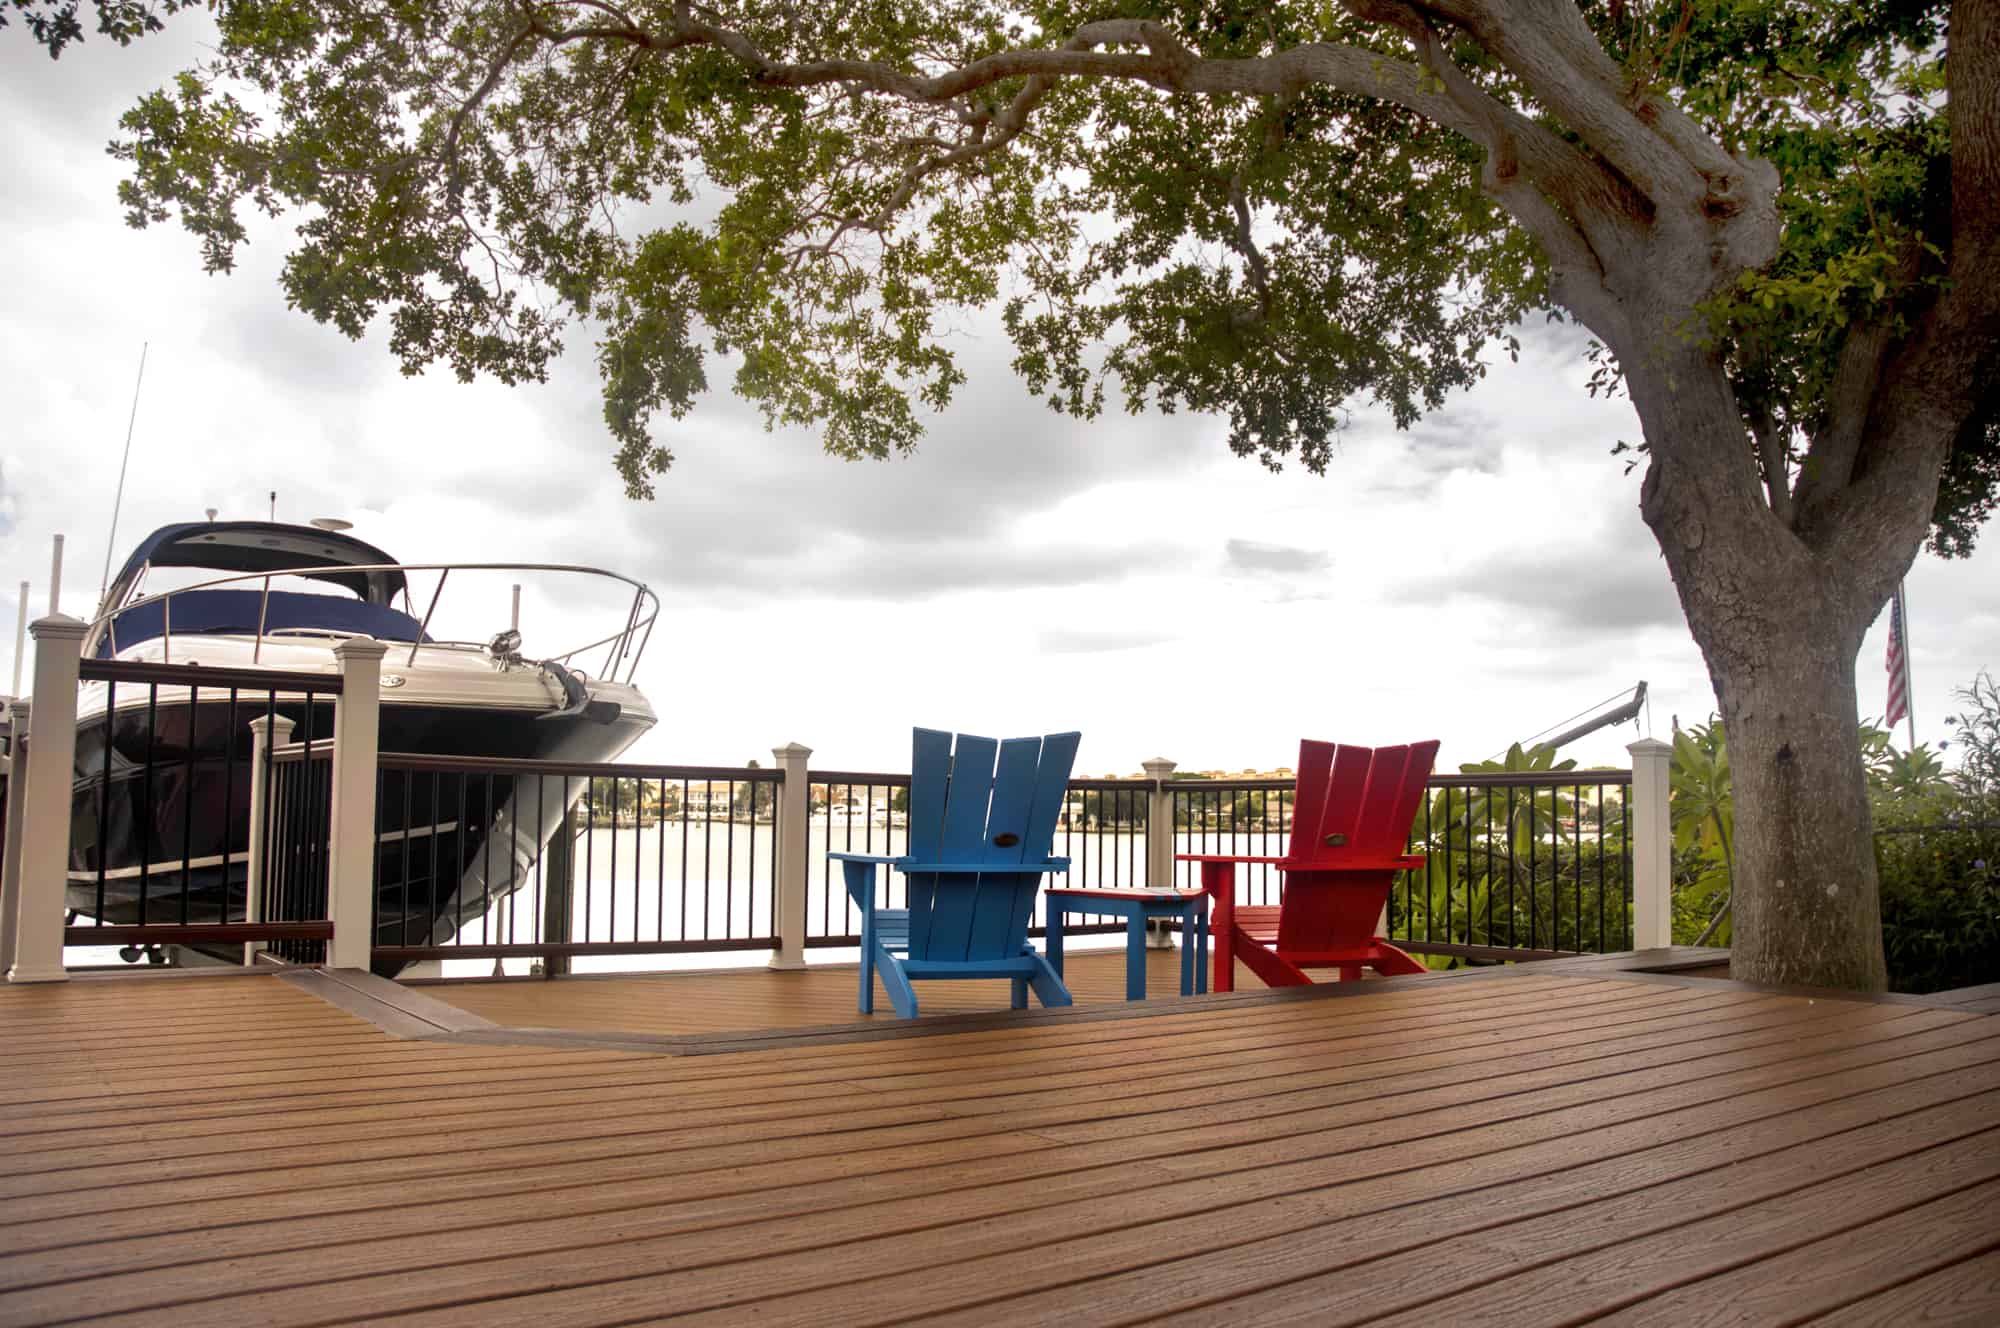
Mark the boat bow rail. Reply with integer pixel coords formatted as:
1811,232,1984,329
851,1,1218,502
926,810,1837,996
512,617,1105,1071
86,561,660,684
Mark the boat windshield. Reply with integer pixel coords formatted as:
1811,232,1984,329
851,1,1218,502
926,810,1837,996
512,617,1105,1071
98,565,432,659
130,566,403,610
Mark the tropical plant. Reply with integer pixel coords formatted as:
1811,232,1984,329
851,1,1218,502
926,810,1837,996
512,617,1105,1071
1872,745,1953,802
585,774,650,824
731,759,776,821
1669,721,1734,945
1946,672,2000,802
1393,743,1630,966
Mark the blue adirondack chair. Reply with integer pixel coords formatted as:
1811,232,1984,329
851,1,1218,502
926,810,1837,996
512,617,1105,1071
831,728,1081,1019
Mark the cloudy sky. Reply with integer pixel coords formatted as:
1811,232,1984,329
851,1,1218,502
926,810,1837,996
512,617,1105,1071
3,21,1995,779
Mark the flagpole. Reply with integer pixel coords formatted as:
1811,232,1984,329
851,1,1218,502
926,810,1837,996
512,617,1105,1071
1901,579,1916,750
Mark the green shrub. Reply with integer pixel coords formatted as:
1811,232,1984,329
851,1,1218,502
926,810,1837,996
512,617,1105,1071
1874,819,2000,993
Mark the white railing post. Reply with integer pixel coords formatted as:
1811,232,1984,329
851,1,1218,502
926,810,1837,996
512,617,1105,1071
1142,757,1177,887
1142,758,1178,948
769,741,812,971
327,639,386,970
8,617,86,983
0,700,29,979
243,714,297,966
1627,737,1674,950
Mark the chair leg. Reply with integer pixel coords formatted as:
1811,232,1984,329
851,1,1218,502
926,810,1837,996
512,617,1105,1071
1202,860,1237,993
1011,977,1028,1010
876,948,920,1019
1236,937,1313,987
848,860,879,1014
1368,939,1429,977
1026,951,1072,1008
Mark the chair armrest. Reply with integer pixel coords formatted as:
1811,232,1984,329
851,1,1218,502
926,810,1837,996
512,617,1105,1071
1176,853,1426,871
897,859,1070,874
827,852,903,866
1176,854,1287,865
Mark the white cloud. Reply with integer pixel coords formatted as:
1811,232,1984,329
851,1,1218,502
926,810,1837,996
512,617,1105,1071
1,22,1992,782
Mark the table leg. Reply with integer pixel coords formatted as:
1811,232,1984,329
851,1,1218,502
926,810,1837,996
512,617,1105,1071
1196,908,1209,994
1179,906,1196,997
1126,912,1146,1001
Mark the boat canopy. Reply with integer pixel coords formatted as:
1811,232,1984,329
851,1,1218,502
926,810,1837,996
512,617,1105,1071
105,522,409,606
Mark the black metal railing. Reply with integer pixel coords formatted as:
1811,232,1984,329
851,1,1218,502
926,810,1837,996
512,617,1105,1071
262,740,334,963
1171,777,1297,905
66,658,341,960
802,771,1153,946
298,743,1636,973
1393,771,1633,961
1171,770,1634,962
369,755,782,970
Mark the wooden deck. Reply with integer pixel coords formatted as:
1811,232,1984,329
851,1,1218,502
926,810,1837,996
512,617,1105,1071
1,958,1996,1325
428,945,1269,1036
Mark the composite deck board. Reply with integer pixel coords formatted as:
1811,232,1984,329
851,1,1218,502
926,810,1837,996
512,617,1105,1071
431,946,1261,1035
0,980,1784,1184
1802,1246,2000,1326
0,998,1847,1294
0,987,1746,1186
0,966,1994,1326
1,987,1758,1232
0,989,1816,1181
0,996,1880,1264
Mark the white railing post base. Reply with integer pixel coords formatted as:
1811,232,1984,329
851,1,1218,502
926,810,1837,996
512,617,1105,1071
9,617,86,983
770,741,813,970
327,640,386,971
1628,737,1675,951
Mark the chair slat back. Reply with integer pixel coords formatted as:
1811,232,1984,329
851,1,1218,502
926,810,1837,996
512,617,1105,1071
1350,740,1441,858
905,727,956,864
1273,736,1440,956
1288,739,1420,866
1286,739,1335,858
905,729,1081,963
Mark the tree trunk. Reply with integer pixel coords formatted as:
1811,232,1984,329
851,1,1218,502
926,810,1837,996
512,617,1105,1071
1714,631,1887,991
1629,335,1893,992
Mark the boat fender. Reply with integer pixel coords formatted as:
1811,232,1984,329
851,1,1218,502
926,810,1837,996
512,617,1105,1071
535,659,623,725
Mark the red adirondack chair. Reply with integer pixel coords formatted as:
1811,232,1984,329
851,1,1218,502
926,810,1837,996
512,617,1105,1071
1180,739,1440,990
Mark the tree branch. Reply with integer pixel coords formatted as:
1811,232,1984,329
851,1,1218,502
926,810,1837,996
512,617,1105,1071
1746,393,1795,527
1812,0,2000,601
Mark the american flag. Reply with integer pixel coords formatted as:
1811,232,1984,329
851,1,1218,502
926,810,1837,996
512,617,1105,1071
1885,583,1911,731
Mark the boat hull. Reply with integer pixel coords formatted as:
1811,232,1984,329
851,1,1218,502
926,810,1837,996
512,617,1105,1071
68,694,651,973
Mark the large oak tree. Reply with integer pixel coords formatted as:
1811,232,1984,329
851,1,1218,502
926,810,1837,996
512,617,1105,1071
13,0,1998,989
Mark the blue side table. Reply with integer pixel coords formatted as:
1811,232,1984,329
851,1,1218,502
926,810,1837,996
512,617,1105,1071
1043,887,1209,1000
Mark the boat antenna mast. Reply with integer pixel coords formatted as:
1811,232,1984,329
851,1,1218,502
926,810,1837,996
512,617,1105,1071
96,342,149,604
